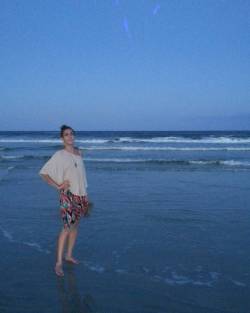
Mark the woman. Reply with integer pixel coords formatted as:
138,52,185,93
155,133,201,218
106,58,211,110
39,124,89,277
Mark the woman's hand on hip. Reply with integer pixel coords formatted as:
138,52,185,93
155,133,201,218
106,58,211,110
58,180,70,191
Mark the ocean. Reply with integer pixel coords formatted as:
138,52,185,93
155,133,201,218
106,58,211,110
0,130,250,313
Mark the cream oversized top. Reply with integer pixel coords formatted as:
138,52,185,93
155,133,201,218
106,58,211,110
39,148,88,196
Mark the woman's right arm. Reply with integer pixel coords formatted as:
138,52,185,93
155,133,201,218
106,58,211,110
39,151,68,190
40,174,70,191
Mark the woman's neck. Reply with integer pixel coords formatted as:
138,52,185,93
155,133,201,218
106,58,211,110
64,145,75,153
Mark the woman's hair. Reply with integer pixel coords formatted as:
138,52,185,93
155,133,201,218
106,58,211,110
60,124,75,138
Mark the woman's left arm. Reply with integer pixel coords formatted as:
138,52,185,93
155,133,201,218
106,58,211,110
77,147,83,157
78,148,89,201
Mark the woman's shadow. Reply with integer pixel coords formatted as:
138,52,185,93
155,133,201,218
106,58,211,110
56,266,97,313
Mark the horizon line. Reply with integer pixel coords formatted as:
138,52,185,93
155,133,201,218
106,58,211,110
0,129,250,132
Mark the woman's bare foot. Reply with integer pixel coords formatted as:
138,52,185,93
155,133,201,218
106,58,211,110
64,256,80,264
55,262,64,276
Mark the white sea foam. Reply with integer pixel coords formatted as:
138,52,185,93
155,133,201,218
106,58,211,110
82,260,105,273
1,136,250,144
0,225,50,254
1,155,24,159
230,279,246,287
0,227,14,241
190,160,250,167
1,153,250,168
115,269,127,274
83,146,250,151
22,241,50,254
0,139,63,143
209,272,221,280
84,158,250,167
222,160,250,166
0,138,108,143
157,268,246,288
95,136,250,144
148,265,229,287
164,271,213,287
78,261,248,288
84,158,152,163
151,269,223,287
0,166,15,181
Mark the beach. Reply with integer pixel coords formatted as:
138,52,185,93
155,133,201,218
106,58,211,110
0,130,250,313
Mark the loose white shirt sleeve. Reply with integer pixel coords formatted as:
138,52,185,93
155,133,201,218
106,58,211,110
38,149,88,196
39,151,64,186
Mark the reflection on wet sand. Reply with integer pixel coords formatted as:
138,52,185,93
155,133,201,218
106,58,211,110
56,266,96,313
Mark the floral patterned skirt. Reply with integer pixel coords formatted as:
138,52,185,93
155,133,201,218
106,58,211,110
59,189,89,229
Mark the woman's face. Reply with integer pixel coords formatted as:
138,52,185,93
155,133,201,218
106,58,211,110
62,128,75,145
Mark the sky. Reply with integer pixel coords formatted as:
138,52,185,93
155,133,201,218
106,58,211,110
0,0,249,131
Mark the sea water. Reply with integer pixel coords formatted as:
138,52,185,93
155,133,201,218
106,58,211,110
0,130,250,313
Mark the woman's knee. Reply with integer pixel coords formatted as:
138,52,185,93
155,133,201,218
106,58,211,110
69,224,79,232
60,227,70,236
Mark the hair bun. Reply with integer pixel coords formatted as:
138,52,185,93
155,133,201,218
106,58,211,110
60,125,75,138
60,124,68,130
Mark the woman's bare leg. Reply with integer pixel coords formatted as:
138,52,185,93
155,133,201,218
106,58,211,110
55,227,70,276
65,220,80,263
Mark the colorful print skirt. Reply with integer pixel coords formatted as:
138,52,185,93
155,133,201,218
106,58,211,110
59,189,89,229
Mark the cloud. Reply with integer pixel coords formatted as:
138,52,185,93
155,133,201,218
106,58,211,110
153,3,161,15
123,16,131,38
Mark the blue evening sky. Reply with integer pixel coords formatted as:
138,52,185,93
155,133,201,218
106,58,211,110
0,0,249,131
